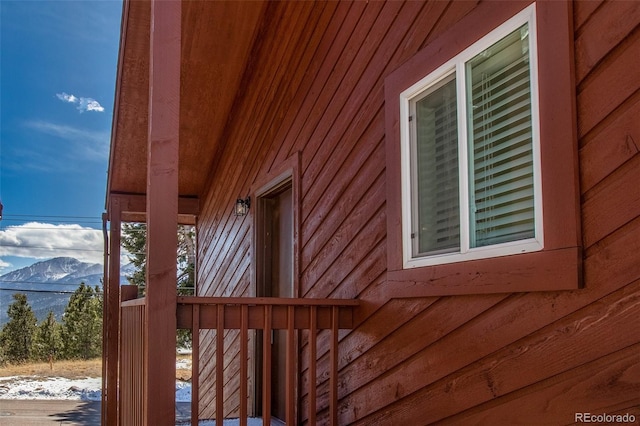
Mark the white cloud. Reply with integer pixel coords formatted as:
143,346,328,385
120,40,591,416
25,120,109,162
28,120,106,145
56,92,78,103
81,98,105,113
0,223,104,265
56,92,105,113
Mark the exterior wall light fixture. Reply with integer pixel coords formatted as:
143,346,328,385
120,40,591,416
234,196,251,217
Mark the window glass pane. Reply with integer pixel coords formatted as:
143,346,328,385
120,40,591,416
467,24,535,248
413,75,459,256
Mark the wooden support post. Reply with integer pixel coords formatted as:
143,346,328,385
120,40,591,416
121,285,139,302
105,199,121,424
101,215,107,425
145,0,180,423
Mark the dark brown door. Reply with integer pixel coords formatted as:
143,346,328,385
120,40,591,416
257,184,293,422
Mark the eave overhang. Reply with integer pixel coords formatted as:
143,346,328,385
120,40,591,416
106,0,267,217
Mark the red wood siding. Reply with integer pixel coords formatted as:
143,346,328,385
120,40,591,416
195,0,640,423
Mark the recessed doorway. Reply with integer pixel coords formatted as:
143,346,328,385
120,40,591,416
255,178,294,423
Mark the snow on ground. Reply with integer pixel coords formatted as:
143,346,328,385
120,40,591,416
0,356,194,402
0,375,192,402
0,375,103,401
0,355,264,425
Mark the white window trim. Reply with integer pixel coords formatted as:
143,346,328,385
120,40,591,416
400,3,544,269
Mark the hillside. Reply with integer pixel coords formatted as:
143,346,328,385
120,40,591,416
0,257,132,326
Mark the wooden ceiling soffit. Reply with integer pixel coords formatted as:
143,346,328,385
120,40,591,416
108,0,151,198
179,0,267,196
108,0,268,198
107,193,199,225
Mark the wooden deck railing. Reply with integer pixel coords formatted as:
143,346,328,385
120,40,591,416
118,296,357,425
120,296,146,426
176,296,359,426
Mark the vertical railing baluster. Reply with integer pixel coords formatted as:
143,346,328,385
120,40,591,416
240,304,248,426
120,308,125,425
263,305,272,425
126,308,130,425
128,308,131,424
330,306,339,425
140,305,144,425
131,308,134,425
286,305,295,424
129,307,132,425
119,307,124,425
130,308,134,425
309,305,317,425
216,304,224,425
135,308,138,425
191,304,200,426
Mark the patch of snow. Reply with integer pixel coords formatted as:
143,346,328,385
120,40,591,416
0,376,190,403
46,272,71,281
0,358,267,425
1,375,265,425
0,376,102,401
175,380,191,402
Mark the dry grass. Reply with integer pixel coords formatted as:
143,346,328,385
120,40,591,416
0,354,193,381
0,358,102,378
175,354,192,381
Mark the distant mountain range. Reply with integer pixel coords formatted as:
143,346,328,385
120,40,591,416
1,257,104,287
0,257,134,326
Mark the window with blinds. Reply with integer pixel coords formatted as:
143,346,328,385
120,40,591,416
402,4,542,267
467,24,535,248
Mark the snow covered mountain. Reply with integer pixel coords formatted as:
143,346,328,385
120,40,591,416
1,257,104,287
0,257,134,326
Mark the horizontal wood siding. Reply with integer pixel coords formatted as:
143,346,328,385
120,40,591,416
195,0,640,423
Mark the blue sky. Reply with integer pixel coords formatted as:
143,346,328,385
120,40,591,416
0,0,123,274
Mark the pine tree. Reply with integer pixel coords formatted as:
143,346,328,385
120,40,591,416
122,223,196,348
177,225,196,296
0,293,37,364
33,311,62,363
122,223,195,296
61,283,103,360
121,222,147,289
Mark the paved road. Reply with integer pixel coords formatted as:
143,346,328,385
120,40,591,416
0,400,191,425
0,400,101,425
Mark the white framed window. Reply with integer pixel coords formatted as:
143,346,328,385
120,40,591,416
400,4,544,268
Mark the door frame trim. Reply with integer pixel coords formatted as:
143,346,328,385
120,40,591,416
251,152,301,420
252,152,301,298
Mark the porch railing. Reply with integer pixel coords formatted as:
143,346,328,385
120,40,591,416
177,296,358,426
119,295,358,425
120,296,146,426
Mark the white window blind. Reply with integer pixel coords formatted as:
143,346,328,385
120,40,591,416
467,24,535,247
